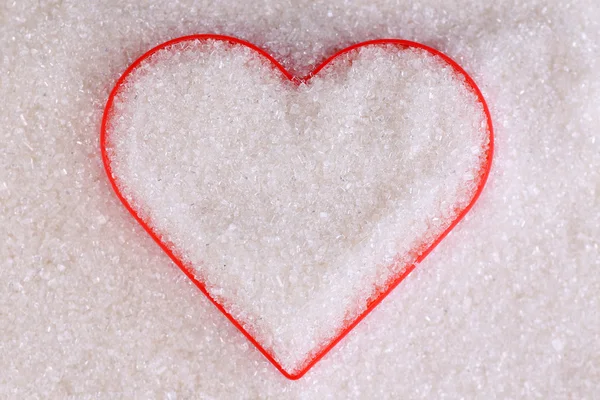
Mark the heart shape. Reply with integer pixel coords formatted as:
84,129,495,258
101,35,493,379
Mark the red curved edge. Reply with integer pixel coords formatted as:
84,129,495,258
100,34,494,380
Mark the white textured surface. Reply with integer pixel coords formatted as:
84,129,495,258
1,0,599,398
107,40,488,372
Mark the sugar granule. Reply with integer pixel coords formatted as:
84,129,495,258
106,39,488,372
1,0,599,398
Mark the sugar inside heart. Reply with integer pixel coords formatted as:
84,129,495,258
102,36,492,377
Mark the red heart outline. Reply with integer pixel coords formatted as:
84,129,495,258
101,34,494,380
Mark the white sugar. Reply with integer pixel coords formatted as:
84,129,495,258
107,40,488,372
2,0,599,398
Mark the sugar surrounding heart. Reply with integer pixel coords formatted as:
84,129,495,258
3,1,600,397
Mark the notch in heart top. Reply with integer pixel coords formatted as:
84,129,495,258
101,35,493,379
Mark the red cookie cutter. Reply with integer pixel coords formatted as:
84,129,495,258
101,34,494,380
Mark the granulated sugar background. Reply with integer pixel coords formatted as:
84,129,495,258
1,0,599,398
